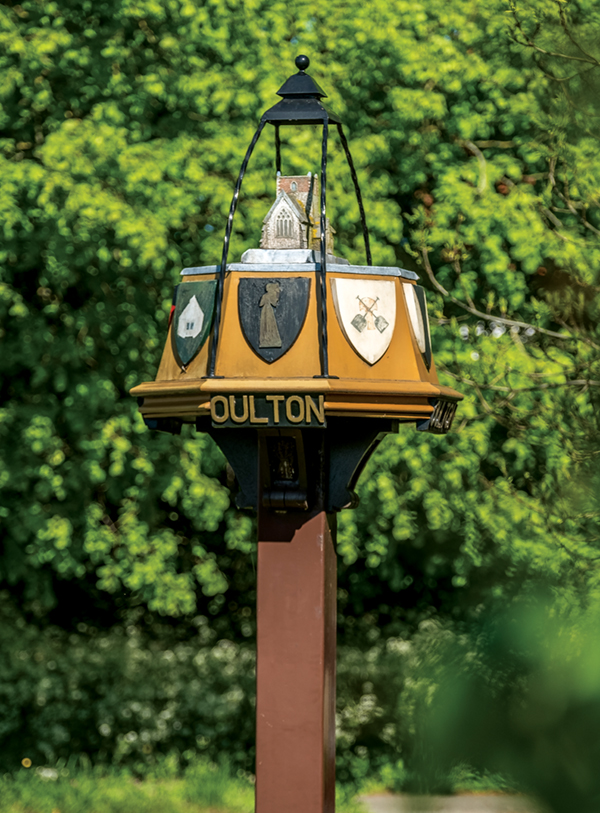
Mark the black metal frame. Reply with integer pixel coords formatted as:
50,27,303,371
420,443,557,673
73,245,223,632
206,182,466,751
207,57,372,379
208,119,266,378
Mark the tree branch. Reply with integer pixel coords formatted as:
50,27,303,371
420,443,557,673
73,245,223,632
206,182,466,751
463,140,488,194
473,140,515,149
555,190,600,237
556,2,600,67
442,368,600,393
509,2,600,66
420,247,575,341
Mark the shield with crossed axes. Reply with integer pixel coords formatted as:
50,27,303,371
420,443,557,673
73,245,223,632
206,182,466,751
331,277,396,365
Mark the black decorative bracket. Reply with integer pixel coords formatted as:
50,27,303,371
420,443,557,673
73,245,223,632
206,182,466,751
197,417,395,515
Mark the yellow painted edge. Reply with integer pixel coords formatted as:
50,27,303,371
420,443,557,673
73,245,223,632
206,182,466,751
323,402,431,414
130,380,205,396
325,411,427,419
140,400,433,420
200,378,331,394
133,375,462,406
132,378,462,399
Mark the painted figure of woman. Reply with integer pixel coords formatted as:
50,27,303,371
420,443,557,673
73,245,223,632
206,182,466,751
259,282,282,348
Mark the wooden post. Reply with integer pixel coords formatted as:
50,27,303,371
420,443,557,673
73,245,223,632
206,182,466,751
255,509,337,813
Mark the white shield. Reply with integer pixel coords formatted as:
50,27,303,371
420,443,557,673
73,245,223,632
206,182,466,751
331,278,396,365
402,283,432,369
403,284,425,353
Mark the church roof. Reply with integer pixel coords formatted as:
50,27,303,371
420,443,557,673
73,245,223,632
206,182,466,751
262,190,309,225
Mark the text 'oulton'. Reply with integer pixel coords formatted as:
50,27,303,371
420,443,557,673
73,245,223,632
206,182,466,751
210,394,326,428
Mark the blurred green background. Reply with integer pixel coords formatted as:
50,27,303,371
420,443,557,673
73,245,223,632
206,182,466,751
2,0,600,808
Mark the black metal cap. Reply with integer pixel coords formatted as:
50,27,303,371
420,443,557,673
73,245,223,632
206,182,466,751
276,55,327,99
262,55,339,125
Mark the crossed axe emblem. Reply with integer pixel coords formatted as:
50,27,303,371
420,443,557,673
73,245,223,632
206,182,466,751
351,296,389,334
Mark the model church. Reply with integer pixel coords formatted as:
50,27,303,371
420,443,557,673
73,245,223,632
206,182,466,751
260,173,334,253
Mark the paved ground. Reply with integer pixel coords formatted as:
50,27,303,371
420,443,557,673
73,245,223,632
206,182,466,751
359,794,542,813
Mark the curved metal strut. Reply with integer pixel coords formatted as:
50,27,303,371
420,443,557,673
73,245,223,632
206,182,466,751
207,119,267,378
337,123,372,266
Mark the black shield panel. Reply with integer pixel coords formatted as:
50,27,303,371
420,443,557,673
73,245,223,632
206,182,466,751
414,284,432,370
238,277,311,363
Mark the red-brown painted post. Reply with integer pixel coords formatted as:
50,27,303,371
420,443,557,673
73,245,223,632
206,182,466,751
255,510,337,813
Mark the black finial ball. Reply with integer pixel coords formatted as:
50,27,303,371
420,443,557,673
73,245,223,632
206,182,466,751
295,54,310,71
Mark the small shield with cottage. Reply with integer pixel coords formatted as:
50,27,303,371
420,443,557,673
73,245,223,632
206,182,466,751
331,278,396,365
172,280,217,366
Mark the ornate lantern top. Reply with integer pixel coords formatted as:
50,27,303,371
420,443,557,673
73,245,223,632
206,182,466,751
262,54,338,124
131,56,463,511
204,55,373,380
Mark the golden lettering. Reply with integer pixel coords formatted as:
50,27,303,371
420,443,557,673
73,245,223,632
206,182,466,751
229,394,249,424
210,395,229,424
249,395,268,424
305,394,325,424
266,394,285,424
286,395,305,424
214,394,325,426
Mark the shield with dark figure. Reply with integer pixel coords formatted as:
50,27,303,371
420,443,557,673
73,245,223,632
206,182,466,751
172,280,217,366
238,277,311,363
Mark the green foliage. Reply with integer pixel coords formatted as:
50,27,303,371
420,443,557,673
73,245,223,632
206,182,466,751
0,760,256,813
414,599,600,812
0,763,364,813
0,589,504,792
2,0,599,619
0,0,597,610
0,590,418,782
2,0,600,787
0,593,256,773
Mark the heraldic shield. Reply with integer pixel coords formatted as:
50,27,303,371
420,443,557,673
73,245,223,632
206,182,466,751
172,280,217,366
238,277,310,363
331,277,396,365
403,283,432,370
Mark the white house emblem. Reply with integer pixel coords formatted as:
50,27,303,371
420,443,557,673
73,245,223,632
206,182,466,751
331,278,396,365
171,280,217,367
178,296,204,339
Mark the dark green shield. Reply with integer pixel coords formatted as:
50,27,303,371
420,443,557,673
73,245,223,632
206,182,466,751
172,280,217,366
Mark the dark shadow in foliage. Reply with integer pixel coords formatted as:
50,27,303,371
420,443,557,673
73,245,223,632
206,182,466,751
413,599,600,813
